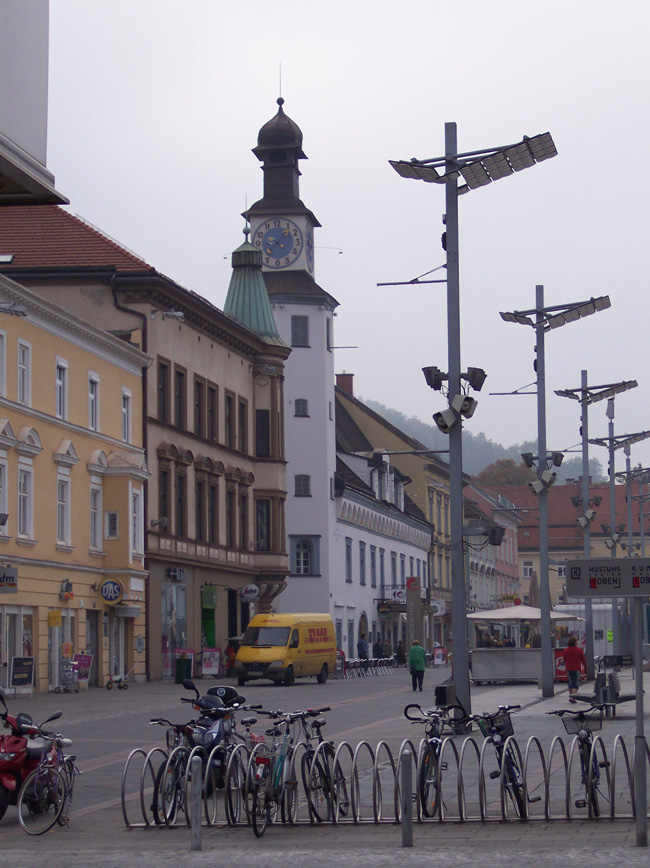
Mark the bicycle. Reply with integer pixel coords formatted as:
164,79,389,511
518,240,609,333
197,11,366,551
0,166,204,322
404,701,468,818
471,704,534,820
248,709,301,837
16,722,78,835
295,706,349,822
546,702,610,817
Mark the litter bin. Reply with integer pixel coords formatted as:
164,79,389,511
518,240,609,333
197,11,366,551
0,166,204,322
175,657,192,684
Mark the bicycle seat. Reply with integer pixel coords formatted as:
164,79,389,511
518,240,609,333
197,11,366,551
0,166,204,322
241,716,258,726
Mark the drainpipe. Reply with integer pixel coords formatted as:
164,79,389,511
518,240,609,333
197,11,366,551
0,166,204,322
110,278,150,680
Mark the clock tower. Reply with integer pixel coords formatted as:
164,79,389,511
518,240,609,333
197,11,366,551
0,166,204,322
246,100,339,618
246,98,319,276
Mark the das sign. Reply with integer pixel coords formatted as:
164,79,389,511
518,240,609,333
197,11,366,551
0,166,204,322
97,578,124,605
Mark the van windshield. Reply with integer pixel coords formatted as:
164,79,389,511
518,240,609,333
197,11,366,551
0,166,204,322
241,626,291,648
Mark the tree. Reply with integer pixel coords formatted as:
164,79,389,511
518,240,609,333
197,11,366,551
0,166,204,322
474,459,537,487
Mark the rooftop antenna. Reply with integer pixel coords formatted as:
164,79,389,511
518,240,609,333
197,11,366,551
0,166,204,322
279,61,282,99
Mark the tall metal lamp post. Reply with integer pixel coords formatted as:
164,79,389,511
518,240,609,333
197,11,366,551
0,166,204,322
589,425,650,654
555,375,638,676
499,288,611,697
391,127,557,715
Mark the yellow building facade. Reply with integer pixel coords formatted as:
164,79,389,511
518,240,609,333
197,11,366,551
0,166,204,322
0,276,150,694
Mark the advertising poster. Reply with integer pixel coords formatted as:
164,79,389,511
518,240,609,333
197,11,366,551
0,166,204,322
201,648,221,677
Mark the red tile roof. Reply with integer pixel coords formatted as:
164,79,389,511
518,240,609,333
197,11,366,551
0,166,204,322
484,483,641,552
0,206,155,273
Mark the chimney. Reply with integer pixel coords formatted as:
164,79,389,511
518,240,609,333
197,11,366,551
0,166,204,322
336,372,354,396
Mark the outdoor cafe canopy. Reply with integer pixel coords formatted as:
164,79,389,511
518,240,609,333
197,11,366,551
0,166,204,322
466,604,582,622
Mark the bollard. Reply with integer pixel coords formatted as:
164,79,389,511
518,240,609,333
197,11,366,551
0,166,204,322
190,756,202,851
401,749,413,848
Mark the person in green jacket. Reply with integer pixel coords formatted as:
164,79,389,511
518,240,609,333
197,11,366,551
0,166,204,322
408,638,427,691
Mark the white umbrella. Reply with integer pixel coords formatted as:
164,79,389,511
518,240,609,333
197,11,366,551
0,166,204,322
466,604,583,622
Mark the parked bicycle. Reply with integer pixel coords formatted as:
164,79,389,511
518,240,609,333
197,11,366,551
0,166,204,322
471,704,536,820
16,716,78,835
248,709,298,837
404,701,468,818
546,702,611,817
296,706,349,822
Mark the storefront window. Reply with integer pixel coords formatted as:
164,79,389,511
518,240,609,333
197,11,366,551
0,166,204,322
161,583,187,678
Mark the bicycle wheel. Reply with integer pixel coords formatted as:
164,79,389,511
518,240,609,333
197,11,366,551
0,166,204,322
225,747,247,825
419,744,440,818
503,749,526,820
153,755,186,825
321,743,349,819
303,753,331,822
281,751,299,824
588,755,600,818
18,767,66,835
251,772,271,838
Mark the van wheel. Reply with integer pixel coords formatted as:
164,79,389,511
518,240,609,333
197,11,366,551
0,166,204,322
237,676,246,687
283,666,295,686
316,664,328,684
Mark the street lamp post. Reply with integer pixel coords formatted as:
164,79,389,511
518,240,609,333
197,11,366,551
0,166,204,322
391,126,557,716
500,288,611,697
555,375,637,677
589,422,650,655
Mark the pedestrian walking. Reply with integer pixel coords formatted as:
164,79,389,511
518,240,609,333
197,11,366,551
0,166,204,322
357,632,369,674
372,636,384,659
396,640,406,667
562,635,587,702
408,638,427,692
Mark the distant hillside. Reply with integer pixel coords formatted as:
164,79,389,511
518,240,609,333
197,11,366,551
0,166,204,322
363,399,605,482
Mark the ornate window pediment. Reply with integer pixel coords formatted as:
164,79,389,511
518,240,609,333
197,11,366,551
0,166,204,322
0,419,16,449
16,426,42,457
53,439,79,467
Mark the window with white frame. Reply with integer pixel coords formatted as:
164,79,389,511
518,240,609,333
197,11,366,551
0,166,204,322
88,373,100,431
18,465,33,538
56,476,70,545
131,487,144,556
523,561,534,579
121,389,132,442
90,484,102,550
55,358,68,420
17,341,31,405
0,331,6,397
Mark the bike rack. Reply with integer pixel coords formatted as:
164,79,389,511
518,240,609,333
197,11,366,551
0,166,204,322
121,731,649,831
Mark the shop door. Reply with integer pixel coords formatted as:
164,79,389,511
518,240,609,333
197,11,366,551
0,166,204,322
48,610,75,692
109,612,125,678
86,611,99,686
0,607,33,692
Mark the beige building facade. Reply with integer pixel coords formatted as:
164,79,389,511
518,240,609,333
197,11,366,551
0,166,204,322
0,274,150,694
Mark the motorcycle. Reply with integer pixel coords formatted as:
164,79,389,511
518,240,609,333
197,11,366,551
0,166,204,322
0,687,63,822
150,679,255,824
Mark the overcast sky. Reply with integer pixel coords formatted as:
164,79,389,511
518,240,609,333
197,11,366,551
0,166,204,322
45,1,650,475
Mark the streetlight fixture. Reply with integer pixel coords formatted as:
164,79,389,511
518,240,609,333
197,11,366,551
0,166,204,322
499,287,611,697
556,373,638,676
393,125,557,718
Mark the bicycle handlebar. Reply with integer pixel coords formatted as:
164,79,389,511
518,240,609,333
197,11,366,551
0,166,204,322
546,702,612,717
404,702,469,723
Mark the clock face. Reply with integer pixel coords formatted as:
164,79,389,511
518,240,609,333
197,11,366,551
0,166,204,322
255,218,304,269
306,225,314,272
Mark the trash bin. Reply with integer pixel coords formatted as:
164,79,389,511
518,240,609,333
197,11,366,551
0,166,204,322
435,683,456,707
174,657,192,684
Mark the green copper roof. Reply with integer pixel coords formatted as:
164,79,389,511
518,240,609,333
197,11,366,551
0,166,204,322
223,230,286,347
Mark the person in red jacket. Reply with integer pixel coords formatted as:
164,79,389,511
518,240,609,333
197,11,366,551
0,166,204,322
562,635,588,703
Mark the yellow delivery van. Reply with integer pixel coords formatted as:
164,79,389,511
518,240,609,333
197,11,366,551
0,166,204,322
234,613,336,686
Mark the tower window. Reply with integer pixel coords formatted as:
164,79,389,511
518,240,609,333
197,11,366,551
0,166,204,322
295,474,311,497
291,315,309,347
295,399,309,417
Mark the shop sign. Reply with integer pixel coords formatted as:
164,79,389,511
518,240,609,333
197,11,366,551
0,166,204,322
390,589,406,602
430,599,447,617
377,603,392,615
98,578,124,606
241,584,260,602
61,643,72,659
48,609,62,628
201,586,218,608
0,567,17,593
